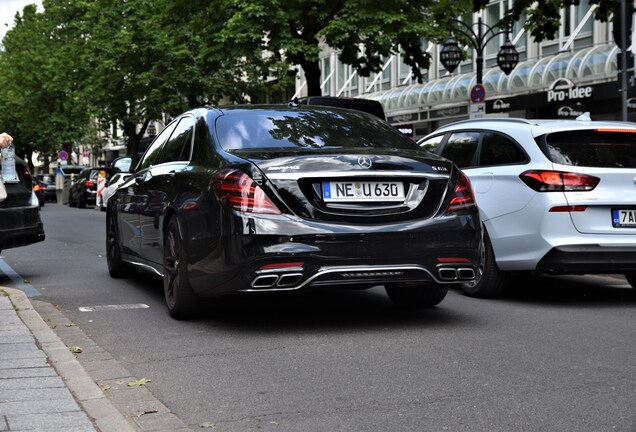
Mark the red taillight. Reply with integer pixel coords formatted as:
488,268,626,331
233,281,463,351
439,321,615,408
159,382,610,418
33,184,43,192
549,205,588,212
260,262,304,269
448,171,476,212
437,257,471,263
23,166,31,183
85,180,96,188
212,168,281,215
519,170,599,192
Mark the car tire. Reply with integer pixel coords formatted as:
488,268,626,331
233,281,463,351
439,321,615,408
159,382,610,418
460,231,507,298
78,190,86,208
163,216,199,319
625,272,636,289
106,211,134,278
68,194,77,207
385,283,448,309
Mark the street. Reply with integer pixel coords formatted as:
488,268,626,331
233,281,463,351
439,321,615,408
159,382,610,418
1,204,635,431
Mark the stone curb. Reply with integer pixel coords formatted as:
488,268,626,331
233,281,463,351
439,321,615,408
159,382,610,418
3,287,137,432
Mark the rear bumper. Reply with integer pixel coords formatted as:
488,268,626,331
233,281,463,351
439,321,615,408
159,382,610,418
0,205,45,251
536,244,636,274
185,211,482,297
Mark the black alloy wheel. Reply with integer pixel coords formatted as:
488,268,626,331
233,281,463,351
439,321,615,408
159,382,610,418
460,230,507,298
385,283,448,309
78,188,87,208
106,211,134,278
163,216,199,319
68,191,77,207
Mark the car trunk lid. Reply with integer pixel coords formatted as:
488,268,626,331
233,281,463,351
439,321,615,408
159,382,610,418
233,148,456,223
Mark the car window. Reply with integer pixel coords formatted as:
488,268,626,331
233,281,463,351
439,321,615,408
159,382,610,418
214,108,419,151
479,132,527,166
156,116,194,164
440,132,480,168
542,130,636,168
418,135,444,153
138,121,178,170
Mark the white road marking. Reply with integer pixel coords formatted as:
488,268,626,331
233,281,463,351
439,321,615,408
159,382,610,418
78,303,150,312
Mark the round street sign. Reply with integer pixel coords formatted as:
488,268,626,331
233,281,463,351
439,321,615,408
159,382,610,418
58,150,69,161
470,84,486,103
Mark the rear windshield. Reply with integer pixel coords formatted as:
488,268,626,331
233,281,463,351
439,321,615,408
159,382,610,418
213,108,418,151
541,130,636,168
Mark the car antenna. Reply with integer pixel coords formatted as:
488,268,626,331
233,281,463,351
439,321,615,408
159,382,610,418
575,112,592,121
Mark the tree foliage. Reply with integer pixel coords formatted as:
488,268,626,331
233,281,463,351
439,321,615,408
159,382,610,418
222,0,473,96
0,4,92,171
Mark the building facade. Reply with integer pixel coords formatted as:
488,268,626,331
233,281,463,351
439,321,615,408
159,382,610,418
294,0,635,140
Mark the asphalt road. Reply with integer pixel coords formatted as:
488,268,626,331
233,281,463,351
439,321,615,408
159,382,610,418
1,204,635,431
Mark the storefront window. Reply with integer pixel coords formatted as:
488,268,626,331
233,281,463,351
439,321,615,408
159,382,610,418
321,57,332,95
485,2,502,58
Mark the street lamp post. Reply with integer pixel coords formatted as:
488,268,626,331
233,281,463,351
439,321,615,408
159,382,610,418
440,17,519,86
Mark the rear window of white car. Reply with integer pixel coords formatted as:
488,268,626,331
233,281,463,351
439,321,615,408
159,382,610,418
542,130,636,168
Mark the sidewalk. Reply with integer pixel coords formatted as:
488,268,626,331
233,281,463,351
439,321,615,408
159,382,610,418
0,287,135,432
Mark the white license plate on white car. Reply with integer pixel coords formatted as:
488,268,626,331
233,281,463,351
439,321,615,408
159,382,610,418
612,209,636,227
322,181,405,202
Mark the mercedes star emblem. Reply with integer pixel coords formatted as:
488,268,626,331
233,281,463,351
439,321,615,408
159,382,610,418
358,156,372,169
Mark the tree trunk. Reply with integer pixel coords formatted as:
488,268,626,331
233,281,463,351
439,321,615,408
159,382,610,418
301,59,323,97
124,118,151,167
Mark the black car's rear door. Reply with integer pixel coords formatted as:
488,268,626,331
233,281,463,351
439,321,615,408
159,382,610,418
137,116,195,265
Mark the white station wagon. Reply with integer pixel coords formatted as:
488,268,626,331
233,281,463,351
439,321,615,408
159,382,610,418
418,114,636,297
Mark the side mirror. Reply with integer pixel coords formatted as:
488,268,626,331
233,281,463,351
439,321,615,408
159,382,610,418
111,156,133,173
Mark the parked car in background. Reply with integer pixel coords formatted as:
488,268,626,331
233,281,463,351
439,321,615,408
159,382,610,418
98,171,131,212
32,177,45,207
37,173,57,202
68,167,115,208
292,96,386,120
107,105,482,319
418,114,636,297
0,156,45,253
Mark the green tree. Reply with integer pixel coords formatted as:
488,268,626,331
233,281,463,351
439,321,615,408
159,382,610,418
221,0,473,97
0,3,92,172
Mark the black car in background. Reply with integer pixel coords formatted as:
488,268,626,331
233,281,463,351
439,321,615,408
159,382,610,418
107,105,481,319
36,173,57,202
293,96,386,120
0,156,45,253
68,167,115,208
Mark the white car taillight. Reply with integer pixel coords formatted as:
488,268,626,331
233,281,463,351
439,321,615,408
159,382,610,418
519,170,600,192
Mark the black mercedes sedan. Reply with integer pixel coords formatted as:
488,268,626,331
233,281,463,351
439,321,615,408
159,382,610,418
107,105,481,319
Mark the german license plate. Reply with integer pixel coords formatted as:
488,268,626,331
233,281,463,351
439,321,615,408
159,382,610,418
322,181,405,202
612,209,636,227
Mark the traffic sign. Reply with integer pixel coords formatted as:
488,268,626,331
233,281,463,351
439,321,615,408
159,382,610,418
470,84,486,103
58,150,69,161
